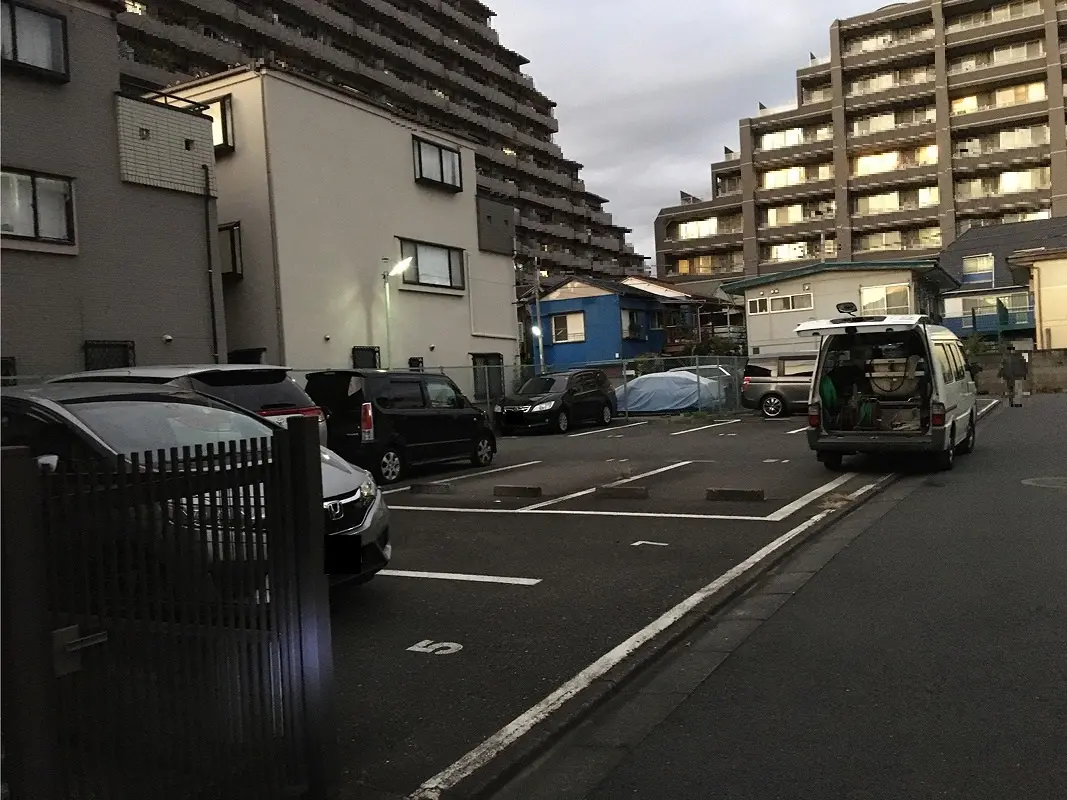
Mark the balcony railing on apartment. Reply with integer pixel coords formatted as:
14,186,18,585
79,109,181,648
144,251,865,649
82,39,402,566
943,306,1035,334
946,1,1043,33
852,200,939,217
758,102,800,117
843,26,934,56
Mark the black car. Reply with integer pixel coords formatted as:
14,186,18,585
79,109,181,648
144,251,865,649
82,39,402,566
303,369,496,484
496,369,617,434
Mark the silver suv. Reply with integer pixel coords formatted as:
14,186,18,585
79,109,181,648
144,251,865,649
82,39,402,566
741,355,816,418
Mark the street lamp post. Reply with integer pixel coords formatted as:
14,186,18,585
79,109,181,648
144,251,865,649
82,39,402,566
382,256,413,369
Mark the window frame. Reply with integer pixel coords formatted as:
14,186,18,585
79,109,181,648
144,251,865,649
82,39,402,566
83,340,135,371
398,238,466,290
412,135,463,192
935,343,957,385
551,311,586,344
1,1,70,81
204,94,235,154
860,283,912,316
1,167,75,244
747,292,813,315
218,221,243,280
961,253,994,285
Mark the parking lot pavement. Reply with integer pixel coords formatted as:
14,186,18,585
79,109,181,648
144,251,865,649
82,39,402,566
329,414,916,799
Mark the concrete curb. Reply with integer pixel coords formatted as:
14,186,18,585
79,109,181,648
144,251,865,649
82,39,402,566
409,483,455,495
594,485,649,499
706,487,765,502
433,472,900,800
492,485,542,498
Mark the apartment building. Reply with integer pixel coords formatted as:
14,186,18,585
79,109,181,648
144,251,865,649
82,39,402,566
655,0,1067,282
2,0,225,381
112,0,644,280
170,66,519,394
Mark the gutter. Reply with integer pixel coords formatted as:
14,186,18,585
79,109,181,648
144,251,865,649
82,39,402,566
260,71,288,362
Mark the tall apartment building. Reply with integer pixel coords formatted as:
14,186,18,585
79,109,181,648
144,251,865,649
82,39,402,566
654,0,1067,282
112,0,644,279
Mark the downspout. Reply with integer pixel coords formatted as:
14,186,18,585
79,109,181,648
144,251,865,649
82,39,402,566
202,164,220,363
260,72,287,362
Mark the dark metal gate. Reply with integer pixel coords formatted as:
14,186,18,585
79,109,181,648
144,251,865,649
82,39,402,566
1,419,336,800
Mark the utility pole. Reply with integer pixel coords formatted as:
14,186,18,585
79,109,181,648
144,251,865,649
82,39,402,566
532,258,546,374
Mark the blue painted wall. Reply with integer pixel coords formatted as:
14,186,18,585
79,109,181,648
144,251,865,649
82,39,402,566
530,293,668,370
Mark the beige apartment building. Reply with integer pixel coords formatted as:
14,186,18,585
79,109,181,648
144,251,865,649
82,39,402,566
1009,245,1067,347
655,0,1067,283
170,66,519,394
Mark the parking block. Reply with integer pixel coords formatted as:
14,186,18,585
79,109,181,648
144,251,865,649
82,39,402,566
594,485,650,500
408,483,455,495
705,487,765,502
493,485,543,498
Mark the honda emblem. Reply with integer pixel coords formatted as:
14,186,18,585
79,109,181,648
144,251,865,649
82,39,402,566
326,501,343,520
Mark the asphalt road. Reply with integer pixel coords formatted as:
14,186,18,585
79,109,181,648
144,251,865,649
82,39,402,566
330,412,901,799
490,396,1066,800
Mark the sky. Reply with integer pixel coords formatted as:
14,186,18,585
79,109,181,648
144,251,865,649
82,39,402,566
489,0,878,265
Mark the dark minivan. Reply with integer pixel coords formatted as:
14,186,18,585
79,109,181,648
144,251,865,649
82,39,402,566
495,369,617,434
741,355,817,418
304,369,496,483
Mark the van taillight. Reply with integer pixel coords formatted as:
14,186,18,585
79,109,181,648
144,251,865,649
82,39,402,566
259,406,325,422
808,403,821,428
931,402,946,427
360,402,374,442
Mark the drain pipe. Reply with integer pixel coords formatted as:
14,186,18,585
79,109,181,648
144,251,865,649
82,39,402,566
202,164,220,363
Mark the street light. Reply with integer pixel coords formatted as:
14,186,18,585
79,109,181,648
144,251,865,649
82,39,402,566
383,256,413,368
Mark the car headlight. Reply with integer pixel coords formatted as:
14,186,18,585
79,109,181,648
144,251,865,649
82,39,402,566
358,477,378,499
494,404,502,413
531,401,555,413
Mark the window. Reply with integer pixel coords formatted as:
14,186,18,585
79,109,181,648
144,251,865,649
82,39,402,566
412,136,462,191
1,2,68,78
651,310,664,330
935,344,957,384
471,352,504,402
351,345,381,368
622,309,645,339
947,344,967,382
218,222,242,279
1,169,74,243
205,95,234,152
399,239,465,289
860,284,911,315
83,340,135,371
961,254,994,284
748,293,812,314
780,359,815,377
424,376,461,409
380,379,424,409
551,312,585,343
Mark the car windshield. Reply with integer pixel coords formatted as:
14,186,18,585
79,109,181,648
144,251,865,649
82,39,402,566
518,376,568,394
65,398,276,459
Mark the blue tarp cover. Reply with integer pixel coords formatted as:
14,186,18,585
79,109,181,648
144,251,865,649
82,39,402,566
615,371,724,413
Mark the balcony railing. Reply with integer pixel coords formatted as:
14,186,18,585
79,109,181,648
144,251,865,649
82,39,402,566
952,94,1048,115
851,201,939,217
843,27,934,56
943,306,1035,333
946,2,1043,33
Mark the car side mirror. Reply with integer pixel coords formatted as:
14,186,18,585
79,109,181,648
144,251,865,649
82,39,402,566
36,454,59,474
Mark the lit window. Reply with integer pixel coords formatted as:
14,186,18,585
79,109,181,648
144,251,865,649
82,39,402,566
412,136,462,191
551,312,585,343
860,284,911,315
961,254,994,284
1,169,74,243
1,1,67,78
853,151,900,176
399,238,465,289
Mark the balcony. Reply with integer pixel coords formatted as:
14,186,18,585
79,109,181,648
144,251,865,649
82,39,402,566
947,55,1048,92
844,78,936,112
942,306,1035,335
849,162,937,192
659,230,744,254
847,120,937,151
949,97,1050,130
752,137,835,167
749,98,833,131
754,177,836,204
841,30,936,71
945,8,1046,48
952,144,1051,175
756,218,834,242
849,205,940,232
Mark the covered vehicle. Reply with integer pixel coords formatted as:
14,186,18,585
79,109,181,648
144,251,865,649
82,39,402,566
614,371,724,413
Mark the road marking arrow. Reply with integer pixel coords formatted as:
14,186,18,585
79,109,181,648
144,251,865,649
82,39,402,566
631,540,669,547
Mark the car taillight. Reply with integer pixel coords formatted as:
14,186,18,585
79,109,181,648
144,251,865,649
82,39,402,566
360,402,374,443
259,406,325,422
808,403,821,428
931,402,946,427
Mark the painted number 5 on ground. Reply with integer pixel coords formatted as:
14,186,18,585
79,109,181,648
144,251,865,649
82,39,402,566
407,639,463,655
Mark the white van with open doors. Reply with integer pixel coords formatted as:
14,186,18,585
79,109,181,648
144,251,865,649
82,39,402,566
796,305,978,471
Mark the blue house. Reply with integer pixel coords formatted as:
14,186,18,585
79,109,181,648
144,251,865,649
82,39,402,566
527,276,700,370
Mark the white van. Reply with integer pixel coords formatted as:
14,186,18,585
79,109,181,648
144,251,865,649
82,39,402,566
795,307,978,471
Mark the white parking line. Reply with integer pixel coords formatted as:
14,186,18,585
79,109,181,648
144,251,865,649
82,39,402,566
382,461,542,495
517,460,695,511
568,421,648,438
409,507,834,799
786,426,809,435
764,472,856,522
669,418,741,437
377,569,541,586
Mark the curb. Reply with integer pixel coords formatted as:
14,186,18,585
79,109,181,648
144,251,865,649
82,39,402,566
706,487,765,502
594,485,649,499
409,483,455,495
422,471,900,800
492,485,542,498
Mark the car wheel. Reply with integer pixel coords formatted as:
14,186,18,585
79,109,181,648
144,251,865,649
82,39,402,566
555,409,570,433
821,452,844,471
599,403,613,426
956,415,976,455
761,394,786,418
935,433,955,471
377,447,404,484
471,436,494,467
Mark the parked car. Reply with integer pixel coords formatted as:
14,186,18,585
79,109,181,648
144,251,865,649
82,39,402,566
741,355,817,418
48,365,328,446
495,369,616,434
303,369,495,484
798,309,978,471
0,381,390,580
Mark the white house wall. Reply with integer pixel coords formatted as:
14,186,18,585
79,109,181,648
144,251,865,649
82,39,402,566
745,269,916,356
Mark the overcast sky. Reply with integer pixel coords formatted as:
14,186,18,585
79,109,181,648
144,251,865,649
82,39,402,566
490,0,877,263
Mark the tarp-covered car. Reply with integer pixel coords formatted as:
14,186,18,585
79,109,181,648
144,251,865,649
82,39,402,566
615,371,724,413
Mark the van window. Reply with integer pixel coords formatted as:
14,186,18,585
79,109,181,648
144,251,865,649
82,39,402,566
744,360,776,379
935,344,956,384
780,359,815,378
425,377,461,409
380,379,425,409
947,344,967,382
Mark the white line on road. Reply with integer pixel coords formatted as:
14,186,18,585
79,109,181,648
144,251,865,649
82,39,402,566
382,461,542,495
669,418,741,437
517,460,695,511
978,399,1000,417
378,569,541,586
409,507,834,799
786,426,809,435
764,472,856,522
568,421,648,438
631,540,669,547
387,505,767,521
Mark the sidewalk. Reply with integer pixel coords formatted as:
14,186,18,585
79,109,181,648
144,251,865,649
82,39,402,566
492,396,1067,800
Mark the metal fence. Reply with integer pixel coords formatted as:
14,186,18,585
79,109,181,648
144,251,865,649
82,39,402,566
1,419,336,800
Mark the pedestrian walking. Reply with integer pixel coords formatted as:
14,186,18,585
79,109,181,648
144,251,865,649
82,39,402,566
997,344,1028,407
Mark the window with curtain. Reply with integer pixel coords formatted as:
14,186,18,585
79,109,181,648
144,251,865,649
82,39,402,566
1,169,74,242
398,239,465,289
1,1,67,76
860,284,912,315
412,136,462,190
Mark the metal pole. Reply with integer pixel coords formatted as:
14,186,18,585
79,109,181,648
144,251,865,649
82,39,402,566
383,273,392,370
533,260,545,374
622,359,629,419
